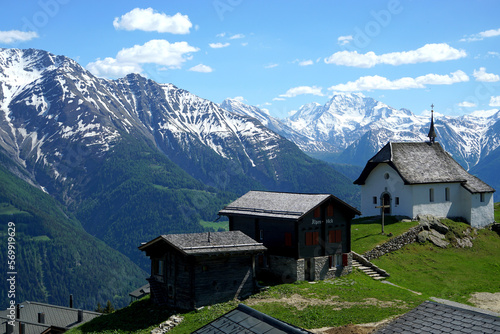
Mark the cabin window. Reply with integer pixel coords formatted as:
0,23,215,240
445,187,450,201
305,231,319,246
329,230,342,243
384,173,390,180
395,197,400,206
284,232,292,247
480,193,485,202
373,197,377,204
429,188,434,202
260,229,264,241
327,204,334,217
314,207,321,218
153,259,164,276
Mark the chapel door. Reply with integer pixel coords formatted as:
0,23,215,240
382,194,391,214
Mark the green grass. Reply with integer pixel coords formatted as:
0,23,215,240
70,271,426,334
199,219,229,231
351,216,419,254
373,221,500,305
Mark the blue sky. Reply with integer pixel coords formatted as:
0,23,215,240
1,0,500,118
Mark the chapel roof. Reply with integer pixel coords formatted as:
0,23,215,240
218,190,360,220
353,142,495,193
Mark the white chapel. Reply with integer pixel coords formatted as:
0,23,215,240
353,107,495,228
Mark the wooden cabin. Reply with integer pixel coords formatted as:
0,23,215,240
218,191,361,282
139,231,266,310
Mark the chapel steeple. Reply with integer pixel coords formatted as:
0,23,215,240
428,104,437,144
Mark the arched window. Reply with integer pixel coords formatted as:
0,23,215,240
429,188,434,202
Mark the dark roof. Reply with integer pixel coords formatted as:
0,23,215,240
0,301,101,334
192,304,313,334
374,300,500,334
129,284,150,299
428,110,437,140
218,191,360,219
139,230,266,256
354,142,495,193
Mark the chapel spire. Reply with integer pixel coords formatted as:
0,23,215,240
428,104,437,144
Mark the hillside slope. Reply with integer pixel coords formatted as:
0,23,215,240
0,149,146,309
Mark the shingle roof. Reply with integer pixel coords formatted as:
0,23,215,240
354,142,495,193
139,230,266,256
128,284,150,299
374,301,500,334
192,304,313,334
218,191,360,219
0,301,101,334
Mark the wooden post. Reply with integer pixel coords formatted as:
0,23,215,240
375,198,390,234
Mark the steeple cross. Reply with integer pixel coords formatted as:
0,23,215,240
431,103,434,110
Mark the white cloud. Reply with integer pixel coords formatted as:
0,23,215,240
113,8,192,34
209,42,230,49
324,43,466,68
337,35,353,46
232,96,245,102
272,97,285,101
229,33,245,39
461,28,500,42
241,42,248,47
116,40,198,68
87,39,199,78
458,101,476,107
489,96,500,107
298,60,313,66
0,30,38,44
328,70,469,92
279,86,324,98
188,64,213,73
473,67,500,82
265,63,278,69
216,32,226,38
86,57,143,78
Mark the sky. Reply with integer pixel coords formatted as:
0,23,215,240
1,0,500,119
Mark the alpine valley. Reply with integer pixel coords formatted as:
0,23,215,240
1,48,498,310
0,48,357,309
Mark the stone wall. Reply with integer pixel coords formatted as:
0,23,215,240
363,225,422,260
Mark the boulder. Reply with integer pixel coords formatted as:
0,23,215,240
455,237,473,248
418,228,449,248
417,231,430,243
417,214,450,235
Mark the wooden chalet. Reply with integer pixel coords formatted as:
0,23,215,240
218,191,361,282
139,231,266,310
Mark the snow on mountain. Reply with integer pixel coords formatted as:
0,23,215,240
220,98,336,152
283,92,500,170
0,48,315,194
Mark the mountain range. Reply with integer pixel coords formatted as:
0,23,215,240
0,48,358,308
223,94,500,187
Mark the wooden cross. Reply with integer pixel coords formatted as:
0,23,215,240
375,199,390,234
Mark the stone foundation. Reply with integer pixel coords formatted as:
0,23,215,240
265,253,352,283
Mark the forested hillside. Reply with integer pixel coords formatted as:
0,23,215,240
0,150,146,309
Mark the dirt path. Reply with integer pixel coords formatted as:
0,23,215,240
468,292,500,313
246,293,408,311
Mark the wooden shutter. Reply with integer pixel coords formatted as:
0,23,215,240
314,207,321,218
312,232,319,245
336,230,342,243
327,204,334,217
285,232,292,247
